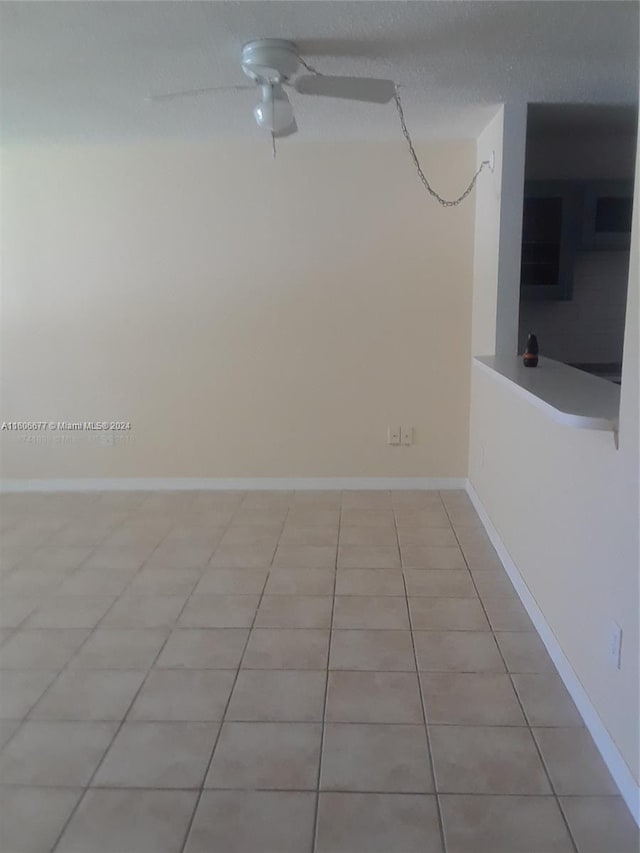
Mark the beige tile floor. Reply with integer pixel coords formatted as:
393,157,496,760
0,489,637,853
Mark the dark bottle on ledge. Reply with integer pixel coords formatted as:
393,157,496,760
523,333,539,368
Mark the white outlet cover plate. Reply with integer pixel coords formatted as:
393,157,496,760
387,426,401,446
401,427,413,446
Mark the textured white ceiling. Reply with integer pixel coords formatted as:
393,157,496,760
1,1,638,143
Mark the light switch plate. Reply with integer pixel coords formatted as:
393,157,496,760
401,426,413,446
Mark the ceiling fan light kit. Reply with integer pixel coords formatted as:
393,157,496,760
151,38,495,206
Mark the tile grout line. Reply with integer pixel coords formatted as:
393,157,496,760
441,495,580,853
310,495,340,853
16,518,189,730
176,494,290,853
47,517,211,853
397,491,448,853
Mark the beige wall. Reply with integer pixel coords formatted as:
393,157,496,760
0,140,475,479
469,120,640,788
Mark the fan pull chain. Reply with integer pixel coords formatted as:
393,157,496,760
271,132,277,159
392,88,493,207
296,53,494,206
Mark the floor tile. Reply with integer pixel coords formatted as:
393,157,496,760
155,628,248,669
398,527,458,547
0,670,57,718
338,526,398,546
210,543,276,568
533,727,618,795
100,594,187,628
341,492,393,509
401,545,466,570
56,568,137,597
337,546,400,569
472,569,517,598
316,792,442,853
326,671,423,723
93,721,218,788
460,541,502,570
0,719,22,749
206,721,321,789
421,673,525,725
286,508,340,525
69,628,168,669
0,598,40,629
321,723,433,792
56,788,198,853
82,545,152,571
127,566,202,596
1,569,71,597
0,786,82,853
144,543,215,569
0,720,117,785
0,629,91,670
255,595,333,628
218,526,280,547
230,508,287,527
330,629,415,671
335,569,404,596
440,794,574,853
512,674,583,726
18,546,93,572
279,526,339,546
414,631,505,672
394,509,450,528
404,570,476,598
430,725,551,794
264,568,335,595
227,670,326,722
192,568,268,595
179,594,260,628
483,597,533,631
184,790,315,853
560,796,640,853
333,596,409,629
272,545,337,568
128,669,235,721
495,631,555,672
243,628,329,669
340,509,395,528
24,596,115,629
29,669,146,720
453,527,492,547
409,597,489,631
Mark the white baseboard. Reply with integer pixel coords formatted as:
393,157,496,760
0,476,467,493
466,480,640,825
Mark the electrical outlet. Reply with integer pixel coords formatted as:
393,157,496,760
400,426,413,446
607,621,622,669
387,426,401,446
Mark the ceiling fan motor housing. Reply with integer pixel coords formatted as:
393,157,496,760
241,39,300,84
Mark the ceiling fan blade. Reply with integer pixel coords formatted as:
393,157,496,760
293,75,396,104
147,84,254,103
273,117,298,139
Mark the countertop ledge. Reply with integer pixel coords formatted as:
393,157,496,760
474,355,620,433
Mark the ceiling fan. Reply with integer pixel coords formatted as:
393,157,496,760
148,39,396,138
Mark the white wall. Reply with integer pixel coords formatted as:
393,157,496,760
0,139,476,480
470,117,640,801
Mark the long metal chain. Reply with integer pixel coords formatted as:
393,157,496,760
296,54,492,207
393,88,492,207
